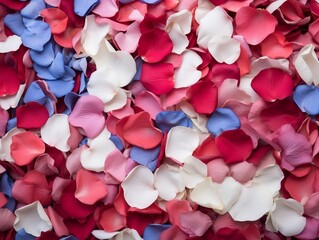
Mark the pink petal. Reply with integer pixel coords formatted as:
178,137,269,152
0,192,7,208
251,68,293,102
135,91,164,119
179,211,212,237
230,161,256,184
160,225,188,240
138,28,173,63
69,95,105,138
235,7,278,45
114,21,141,53
166,200,192,226
66,147,82,176
0,208,15,231
41,8,68,34
47,206,69,237
0,107,9,137
193,135,221,163
260,32,293,59
75,169,108,205
104,149,127,185
207,158,230,183
0,66,20,97
92,0,118,18
10,132,45,166
304,192,319,219
34,154,59,176
99,207,126,232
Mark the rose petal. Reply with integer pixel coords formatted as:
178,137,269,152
16,102,49,129
180,156,207,188
40,8,68,34
208,35,240,64
179,211,212,237
0,66,20,97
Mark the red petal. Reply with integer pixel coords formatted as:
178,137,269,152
235,7,277,45
251,68,293,102
187,81,218,114
210,63,240,86
160,225,188,240
0,192,7,208
140,62,174,95
10,132,45,166
64,215,96,240
59,0,84,28
193,135,221,163
54,27,81,49
100,207,126,232
0,66,20,97
0,0,28,10
116,112,163,149
0,108,9,137
16,102,49,129
41,8,68,34
260,32,293,59
216,129,253,163
137,28,173,63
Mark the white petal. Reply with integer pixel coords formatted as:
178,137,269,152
103,88,127,112
81,128,116,172
116,228,143,240
122,166,158,209
154,164,185,201
294,44,319,85
168,24,189,54
181,156,207,188
190,177,223,210
197,6,233,48
0,128,25,162
266,198,306,237
208,36,240,64
81,15,109,56
174,50,203,88
0,35,22,53
0,84,25,110
266,0,286,13
195,0,215,24
167,9,192,34
165,126,200,164
41,114,71,152
92,230,119,239
14,201,52,237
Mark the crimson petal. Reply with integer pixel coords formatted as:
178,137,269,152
0,66,20,97
16,102,49,129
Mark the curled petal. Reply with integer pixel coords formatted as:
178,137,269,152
122,166,158,209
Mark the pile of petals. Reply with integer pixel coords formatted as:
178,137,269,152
2,0,319,239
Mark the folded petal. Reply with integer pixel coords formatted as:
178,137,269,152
0,84,25,110
14,201,52,237
207,108,240,136
104,149,127,184
40,114,71,152
122,166,158,209
165,126,200,163
21,0,46,19
0,127,26,162
21,20,51,51
208,35,240,64
155,110,192,133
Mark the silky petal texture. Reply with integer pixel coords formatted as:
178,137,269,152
69,95,105,138
0,35,22,53
230,161,256,184
121,166,158,209
180,156,207,188
179,211,212,237
81,128,117,172
92,0,118,18
100,207,126,232
16,102,49,129
207,108,240,136
166,200,192,226
154,164,185,201
275,124,312,171
208,35,240,64
40,114,71,152
81,15,109,56
304,193,319,219
104,149,127,185
74,0,100,17
0,66,20,97
14,201,52,237
75,169,107,205
0,108,9,137
40,8,68,34
207,159,229,183
174,50,203,88
137,28,173,63
10,132,45,166
47,207,69,237
266,198,306,237
251,68,293,102
0,127,25,162
294,44,319,85
197,6,233,48
165,126,200,164
115,21,141,53
0,208,15,231
135,92,164,119
260,32,293,59
235,7,277,45
293,84,319,115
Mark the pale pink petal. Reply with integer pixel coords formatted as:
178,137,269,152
165,126,200,164
0,209,15,231
40,114,71,152
44,0,61,7
174,50,203,88
304,192,319,219
179,211,212,237
47,206,69,237
207,158,230,183
66,147,82,176
230,161,256,184
92,0,118,18
121,166,158,209
218,79,251,107
134,91,164,119
114,21,141,53
104,149,127,185
14,201,52,237
51,177,71,202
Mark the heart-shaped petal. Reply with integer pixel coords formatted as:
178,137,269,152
16,102,49,129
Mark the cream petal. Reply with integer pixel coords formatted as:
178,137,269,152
208,35,240,64
0,35,22,53
168,24,189,54
0,127,25,162
0,84,25,110
181,156,207,188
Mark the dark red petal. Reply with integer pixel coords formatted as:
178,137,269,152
140,62,174,95
187,81,218,114
0,66,20,97
216,129,253,163
64,214,96,240
210,63,240,86
251,68,293,102
138,28,173,63
16,102,49,129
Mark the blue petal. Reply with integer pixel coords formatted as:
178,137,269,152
21,0,46,19
49,52,66,78
143,224,171,240
4,13,25,36
293,84,319,115
45,98,56,116
33,63,57,80
4,197,16,212
6,117,17,132
79,73,89,94
60,236,79,240
79,137,88,146
110,134,124,151
0,172,14,197
72,58,88,73
74,0,100,17
130,146,160,171
133,57,143,81
21,20,51,51
29,42,55,67
155,110,192,132
61,65,76,81
46,80,75,98
207,108,240,136
140,0,161,4
64,92,80,115
23,82,47,104
15,229,36,240
119,0,135,3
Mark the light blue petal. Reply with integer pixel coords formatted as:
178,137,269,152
155,110,192,132
207,108,240,136
74,0,100,17
293,84,319,115
15,229,36,240
29,41,55,67
140,0,161,4
79,73,89,94
110,134,124,151
143,224,171,240
23,82,47,104
21,20,51,51
64,92,80,115
21,0,46,19
49,52,66,78
3,13,25,36
46,80,75,98
130,146,160,171
6,117,17,132
33,63,57,80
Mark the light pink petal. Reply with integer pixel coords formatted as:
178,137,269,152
304,192,319,219
51,177,72,202
66,147,83,176
235,7,277,45
230,161,256,184
75,169,108,205
104,149,127,185
69,95,105,138
179,211,212,237
218,79,251,107
207,158,230,183
114,21,141,53
134,92,164,119
92,0,118,18
0,209,15,231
